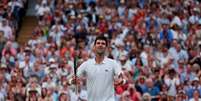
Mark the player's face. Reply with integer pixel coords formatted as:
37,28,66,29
94,40,107,55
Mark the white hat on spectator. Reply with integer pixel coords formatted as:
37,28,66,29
193,7,200,13
119,54,127,61
0,64,7,69
119,51,127,60
49,64,58,69
192,77,199,82
178,90,185,94
26,86,41,96
25,47,31,51
49,58,55,63
171,16,182,27
27,88,39,96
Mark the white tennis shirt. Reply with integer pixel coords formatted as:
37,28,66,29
77,57,122,101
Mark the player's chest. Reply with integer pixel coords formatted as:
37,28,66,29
87,64,113,77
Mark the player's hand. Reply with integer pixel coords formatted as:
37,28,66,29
68,76,81,85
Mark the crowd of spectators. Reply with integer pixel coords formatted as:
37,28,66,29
0,0,201,101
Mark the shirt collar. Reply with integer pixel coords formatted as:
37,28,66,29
93,57,107,65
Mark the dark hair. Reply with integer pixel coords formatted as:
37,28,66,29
135,57,143,66
94,36,108,46
58,93,69,101
168,69,176,74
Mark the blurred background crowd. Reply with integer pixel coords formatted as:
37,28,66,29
0,0,201,101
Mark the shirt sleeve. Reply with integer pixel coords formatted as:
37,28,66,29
113,60,122,76
164,76,171,87
77,61,87,77
175,78,180,85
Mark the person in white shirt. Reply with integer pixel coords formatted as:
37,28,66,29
0,20,13,40
70,36,125,101
35,2,50,17
164,69,180,99
118,54,132,71
189,89,201,101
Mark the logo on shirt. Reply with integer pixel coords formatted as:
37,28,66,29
105,69,109,72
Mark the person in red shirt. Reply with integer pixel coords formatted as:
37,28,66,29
128,84,141,101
